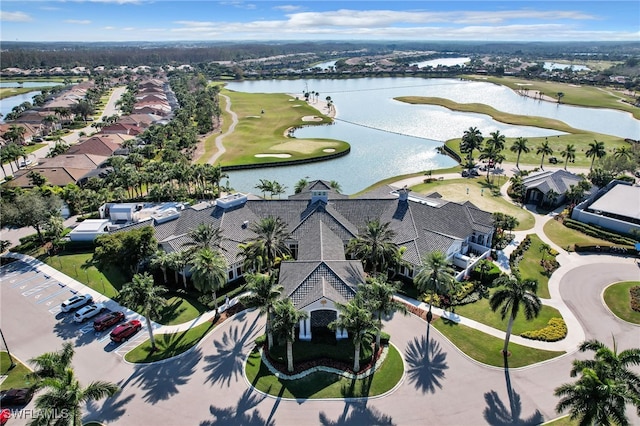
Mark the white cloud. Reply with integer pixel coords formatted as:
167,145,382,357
1,11,32,22
274,5,303,13
65,19,92,24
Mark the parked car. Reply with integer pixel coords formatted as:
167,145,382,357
0,408,9,425
548,156,558,164
461,168,479,177
18,159,32,168
73,303,105,323
110,320,142,343
0,387,34,406
60,294,93,312
93,311,125,331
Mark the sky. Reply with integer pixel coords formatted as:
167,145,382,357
1,1,639,43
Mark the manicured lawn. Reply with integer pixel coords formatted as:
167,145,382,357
124,321,216,363
432,319,565,368
603,281,640,324
409,178,535,231
517,234,556,299
0,351,33,391
352,166,463,197
453,297,562,335
245,344,404,398
462,75,639,119
43,251,208,325
208,88,350,166
43,251,125,299
542,416,578,426
543,219,613,252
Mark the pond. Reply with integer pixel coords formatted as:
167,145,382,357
222,77,639,195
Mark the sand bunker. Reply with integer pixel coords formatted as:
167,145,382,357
302,116,322,122
323,148,336,153
292,105,301,107
255,153,292,158
246,115,261,118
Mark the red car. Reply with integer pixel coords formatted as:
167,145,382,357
1,408,10,425
93,311,125,331
110,320,142,343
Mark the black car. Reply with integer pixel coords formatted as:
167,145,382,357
0,388,34,406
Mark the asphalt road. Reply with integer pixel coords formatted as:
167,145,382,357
1,256,639,425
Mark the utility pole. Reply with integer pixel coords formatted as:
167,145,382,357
0,328,16,370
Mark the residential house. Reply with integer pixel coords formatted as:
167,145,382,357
572,180,640,234
6,154,108,188
522,169,588,207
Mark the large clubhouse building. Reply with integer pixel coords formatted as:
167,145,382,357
73,180,495,339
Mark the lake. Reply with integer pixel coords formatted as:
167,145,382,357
221,77,639,195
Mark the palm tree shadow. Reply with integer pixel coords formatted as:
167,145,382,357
483,359,543,425
85,380,136,423
404,327,448,394
199,388,273,426
319,401,394,425
202,312,260,388
126,347,202,404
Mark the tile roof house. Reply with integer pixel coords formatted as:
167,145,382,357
66,136,121,157
522,169,588,207
6,154,108,188
105,180,494,340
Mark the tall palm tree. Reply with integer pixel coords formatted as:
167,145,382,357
460,126,484,165
149,250,172,284
242,216,291,273
183,223,225,259
241,272,283,350
360,276,407,352
190,248,228,314
414,251,455,323
536,139,554,169
329,297,377,372
561,144,576,170
479,144,505,181
555,367,636,426
28,342,74,381
346,219,399,275
510,137,530,169
489,274,541,355
270,298,308,373
487,130,506,152
166,250,188,288
119,272,168,351
29,367,119,426
571,338,640,406
294,178,308,194
585,140,607,171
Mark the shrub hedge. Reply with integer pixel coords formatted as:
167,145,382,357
631,286,640,312
563,218,638,246
521,317,567,342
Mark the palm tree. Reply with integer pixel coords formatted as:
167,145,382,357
489,274,541,356
414,251,455,323
479,143,505,181
510,137,530,169
539,242,551,261
329,297,377,372
544,189,559,208
360,276,407,352
28,342,74,381
536,139,554,169
460,126,484,165
30,367,119,426
294,178,308,194
571,338,640,406
561,144,576,170
241,272,283,350
586,140,607,171
557,92,565,104
270,298,308,373
555,367,636,426
166,250,188,288
190,248,228,314
329,180,342,193
487,130,506,152
242,216,291,273
346,219,400,275
182,223,225,259
613,146,633,161
149,250,172,284
119,272,168,351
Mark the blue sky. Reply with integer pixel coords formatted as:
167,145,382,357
1,1,639,42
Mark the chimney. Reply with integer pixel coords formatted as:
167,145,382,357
398,185,410,202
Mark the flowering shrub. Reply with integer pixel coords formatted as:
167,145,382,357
521,318,567,342
630,286,640,312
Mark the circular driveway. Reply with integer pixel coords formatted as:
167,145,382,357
2,256,638,425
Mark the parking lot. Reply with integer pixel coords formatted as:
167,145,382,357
0,259,147,360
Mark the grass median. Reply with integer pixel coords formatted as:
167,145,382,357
603,281,640,324
124,321,215,363
245,343,404,399
432,319,565,368
0,352,33,391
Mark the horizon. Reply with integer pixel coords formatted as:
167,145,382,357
1,1,639,43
